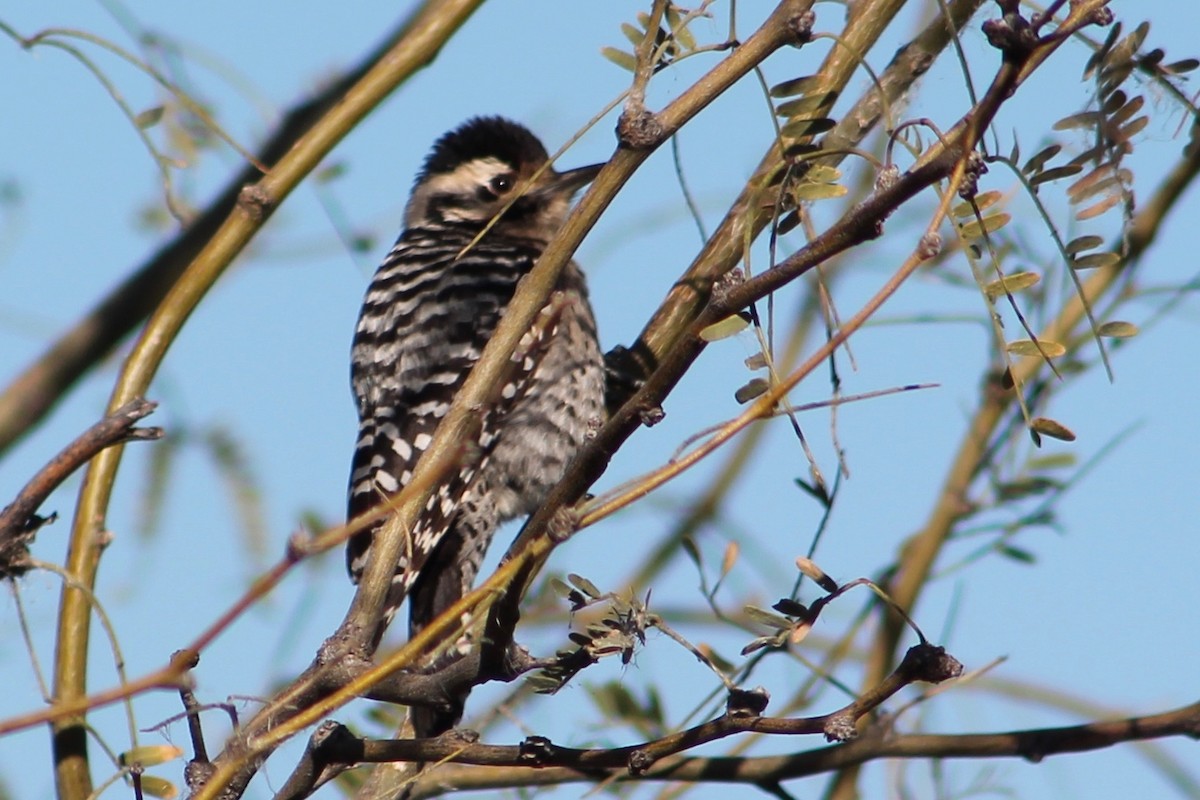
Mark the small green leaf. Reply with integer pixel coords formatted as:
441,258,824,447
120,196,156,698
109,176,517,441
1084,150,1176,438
958,212,1011,240
137,776,179,799
1117,115,1150,140
744,605,793,631
804,164,842,183
620,21,643,46
734,377,769,404
775,93,835,118
1068,167,1124,201
669,8,697,51
780,116,836,139
740,635,776,655
1163,58,1200,75
999,545,1037,564
1107,93,1144,126
699,314,750,341
601,46,637,72
1030,416,1076,442
1053,111,1101,130
567,573,602,598
699,643,736,673
135,106,166,129
792,181,847,201
1066,234,1104,255
1098,320,1138,338
951,190,1004,218
769,75,820,97
1007,339,1066,358
314,162,348,183
120,746,182,767
996,477,1061,501
1029,164,1083,186
1071,252,1121,270
984,271,1040,301
1023,144,1062,175
1026,452,1077,470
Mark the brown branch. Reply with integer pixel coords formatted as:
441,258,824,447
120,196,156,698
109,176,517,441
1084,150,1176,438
404,699,1200,797
0,397,160,578
268,643,960,799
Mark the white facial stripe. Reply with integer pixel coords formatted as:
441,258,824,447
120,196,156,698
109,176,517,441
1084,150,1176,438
424,157,510,197
405,157,514,226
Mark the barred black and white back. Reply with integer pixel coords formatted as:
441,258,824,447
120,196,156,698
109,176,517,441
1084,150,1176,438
346,117,605,737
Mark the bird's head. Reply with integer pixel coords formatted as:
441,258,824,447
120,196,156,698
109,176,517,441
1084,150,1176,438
404,116,601,241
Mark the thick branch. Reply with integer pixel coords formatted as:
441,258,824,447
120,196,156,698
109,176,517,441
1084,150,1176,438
272,643,960,799
406,699,1200,797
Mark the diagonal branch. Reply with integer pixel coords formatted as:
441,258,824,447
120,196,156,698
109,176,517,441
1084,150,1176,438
0,398,160,578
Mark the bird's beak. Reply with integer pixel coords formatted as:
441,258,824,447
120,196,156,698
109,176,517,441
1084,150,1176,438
547,163,604,196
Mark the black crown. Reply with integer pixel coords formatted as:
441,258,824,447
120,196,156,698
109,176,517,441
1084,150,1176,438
418,116,549,184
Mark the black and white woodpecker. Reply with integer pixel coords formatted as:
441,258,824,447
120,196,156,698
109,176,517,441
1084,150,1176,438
346,116,605,736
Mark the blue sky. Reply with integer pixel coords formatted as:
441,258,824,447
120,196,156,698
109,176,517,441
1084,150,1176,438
2,2,1199,798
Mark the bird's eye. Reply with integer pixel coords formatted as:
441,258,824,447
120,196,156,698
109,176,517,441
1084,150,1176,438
489,173,515,195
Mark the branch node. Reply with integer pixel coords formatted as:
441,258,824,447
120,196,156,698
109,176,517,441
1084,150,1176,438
603,344,652,415
617,109,666,150
518,735,555,766
443,727,480,745
898,642,964,684
1088,7,1115,27
786,10,816,46
124,426,164,442
957,151,988,200
918,232,943,261
823,710,859,742
237,183,274,222
981,10,1038,58
171,648,201,672
627,748,654,775
638,403,666,427
875,163,901,193
546,507,580,544
725,686,770,718
184,760,217,794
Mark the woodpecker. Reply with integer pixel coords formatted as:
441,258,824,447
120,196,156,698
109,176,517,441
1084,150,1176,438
347,116,605,736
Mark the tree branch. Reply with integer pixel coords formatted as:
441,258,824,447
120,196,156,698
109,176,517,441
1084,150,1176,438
405,699,1200,797
0,398,160,578
270,643,961,799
